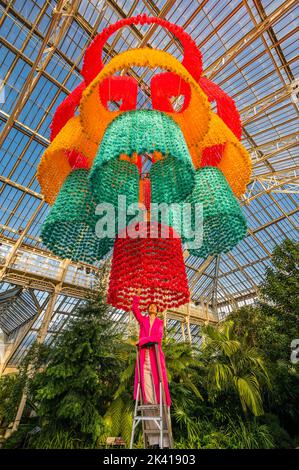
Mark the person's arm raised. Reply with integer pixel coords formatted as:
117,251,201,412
132,295,143,324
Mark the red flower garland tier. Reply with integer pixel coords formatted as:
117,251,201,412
107,221,190,312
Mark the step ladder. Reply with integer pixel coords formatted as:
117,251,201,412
130,343,173,449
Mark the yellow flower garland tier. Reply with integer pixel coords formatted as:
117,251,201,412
37,116,97,204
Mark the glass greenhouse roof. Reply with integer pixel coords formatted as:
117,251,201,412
0,0,298,365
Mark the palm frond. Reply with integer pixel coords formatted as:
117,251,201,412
234,375,264,416
208,363,233,391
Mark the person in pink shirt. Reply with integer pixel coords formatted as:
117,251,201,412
132,295,171,448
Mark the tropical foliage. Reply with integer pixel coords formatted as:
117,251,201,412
28,290,123,449
0,239,298,448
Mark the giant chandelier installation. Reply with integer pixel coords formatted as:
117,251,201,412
38,15,252,312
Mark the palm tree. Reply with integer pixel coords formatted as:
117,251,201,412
201,321,270,416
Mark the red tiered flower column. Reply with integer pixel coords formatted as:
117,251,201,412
107,221,190,312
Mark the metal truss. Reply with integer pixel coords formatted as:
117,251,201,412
0,0,298,370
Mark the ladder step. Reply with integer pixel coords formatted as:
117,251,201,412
133,416,162,421
137,405,160,411
144,430,169,435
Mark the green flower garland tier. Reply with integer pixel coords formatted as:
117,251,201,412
41,169,114,263
186,167,247,258
152,167,247,258
89,158,140,223
89,109,195,205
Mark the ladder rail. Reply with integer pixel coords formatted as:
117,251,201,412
138,348,146,449
130,347,146,449
159,381,163,449
129,381,139,449
154,343,173,449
